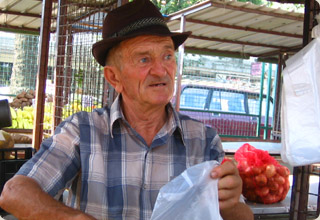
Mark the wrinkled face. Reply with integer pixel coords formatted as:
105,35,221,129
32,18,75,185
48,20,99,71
106,35,177,109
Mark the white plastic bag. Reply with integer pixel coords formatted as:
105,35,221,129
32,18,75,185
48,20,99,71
150,161,223,220
281,38,320,166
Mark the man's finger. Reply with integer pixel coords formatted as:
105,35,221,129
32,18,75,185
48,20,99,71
211,160,238,179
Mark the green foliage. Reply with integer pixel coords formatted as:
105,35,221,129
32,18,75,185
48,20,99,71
151,0,206,15
150,0,304,14
10,34,39,94
237,0,304,12
74,69,84,88
236,0,265,5
268,2,304,12
0,62,13,86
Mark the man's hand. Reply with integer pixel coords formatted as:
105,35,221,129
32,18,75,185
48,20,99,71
211,160,242,210
211,160,254,220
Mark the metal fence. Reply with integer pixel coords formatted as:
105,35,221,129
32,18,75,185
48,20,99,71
1,1,117,136
0,32,39,95
0,33,40,130
0,32,14,89
50,0,117,133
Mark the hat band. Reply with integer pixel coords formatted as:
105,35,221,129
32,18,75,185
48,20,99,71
109,17,168,38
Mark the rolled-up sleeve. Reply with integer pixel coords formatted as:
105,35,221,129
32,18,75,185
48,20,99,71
17,113,82,197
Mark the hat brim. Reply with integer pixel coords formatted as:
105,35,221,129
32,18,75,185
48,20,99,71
92,27,191,66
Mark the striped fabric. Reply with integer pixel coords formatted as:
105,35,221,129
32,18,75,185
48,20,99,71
17,95,224,220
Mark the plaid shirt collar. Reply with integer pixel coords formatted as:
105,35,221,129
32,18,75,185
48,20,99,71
109,94,185,146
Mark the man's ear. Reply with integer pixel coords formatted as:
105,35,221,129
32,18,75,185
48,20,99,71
104,66,123,93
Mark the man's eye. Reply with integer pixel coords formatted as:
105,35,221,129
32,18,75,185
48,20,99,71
140,57,148,63
165,54,172,60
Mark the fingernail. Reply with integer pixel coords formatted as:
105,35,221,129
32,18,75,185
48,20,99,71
211,171,218,178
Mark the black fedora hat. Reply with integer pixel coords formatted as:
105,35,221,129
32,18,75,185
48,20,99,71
92,0,191,66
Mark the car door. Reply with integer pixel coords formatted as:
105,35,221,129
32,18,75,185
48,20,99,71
179,86,212,122
207,89,252,136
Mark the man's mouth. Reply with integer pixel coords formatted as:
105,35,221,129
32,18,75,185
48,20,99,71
150,83,166,87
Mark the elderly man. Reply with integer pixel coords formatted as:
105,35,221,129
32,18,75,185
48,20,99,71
0,0,253,219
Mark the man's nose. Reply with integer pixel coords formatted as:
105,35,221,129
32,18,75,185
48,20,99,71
150,59,167,77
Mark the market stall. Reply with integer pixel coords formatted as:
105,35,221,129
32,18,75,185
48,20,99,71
0,0,319,219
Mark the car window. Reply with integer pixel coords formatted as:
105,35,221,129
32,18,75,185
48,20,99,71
248,95,273,117
209,90,221,111
248,97,260,115
180,87,209,110
220,91,245,113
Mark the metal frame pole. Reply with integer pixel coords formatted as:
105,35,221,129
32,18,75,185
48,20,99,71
32,0,52,151
174,14,186,112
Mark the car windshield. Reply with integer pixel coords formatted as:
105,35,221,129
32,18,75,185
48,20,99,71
180,87,209,110
179,85,273,118
210,91,245,113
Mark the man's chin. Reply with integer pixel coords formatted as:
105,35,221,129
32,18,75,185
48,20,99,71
148,98,171,107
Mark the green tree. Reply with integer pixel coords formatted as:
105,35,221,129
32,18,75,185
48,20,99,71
150,0,304,13
236,0,265,5
10,34,39,94
151,0,206,15
237,0,304,12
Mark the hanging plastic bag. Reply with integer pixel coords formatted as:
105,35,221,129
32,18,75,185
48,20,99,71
281,37,320,166
235,143,290,204
150,160,223,220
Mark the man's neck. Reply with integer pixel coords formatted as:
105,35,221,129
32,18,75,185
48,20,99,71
120,99,168,146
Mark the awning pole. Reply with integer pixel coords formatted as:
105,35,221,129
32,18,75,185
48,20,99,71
32,0,52,151
174,14,186,112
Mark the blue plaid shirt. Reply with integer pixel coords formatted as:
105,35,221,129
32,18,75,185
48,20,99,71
17,95,224,220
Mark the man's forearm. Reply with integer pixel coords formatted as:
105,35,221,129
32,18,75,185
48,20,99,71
220,202,254,220
0,175,95,220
